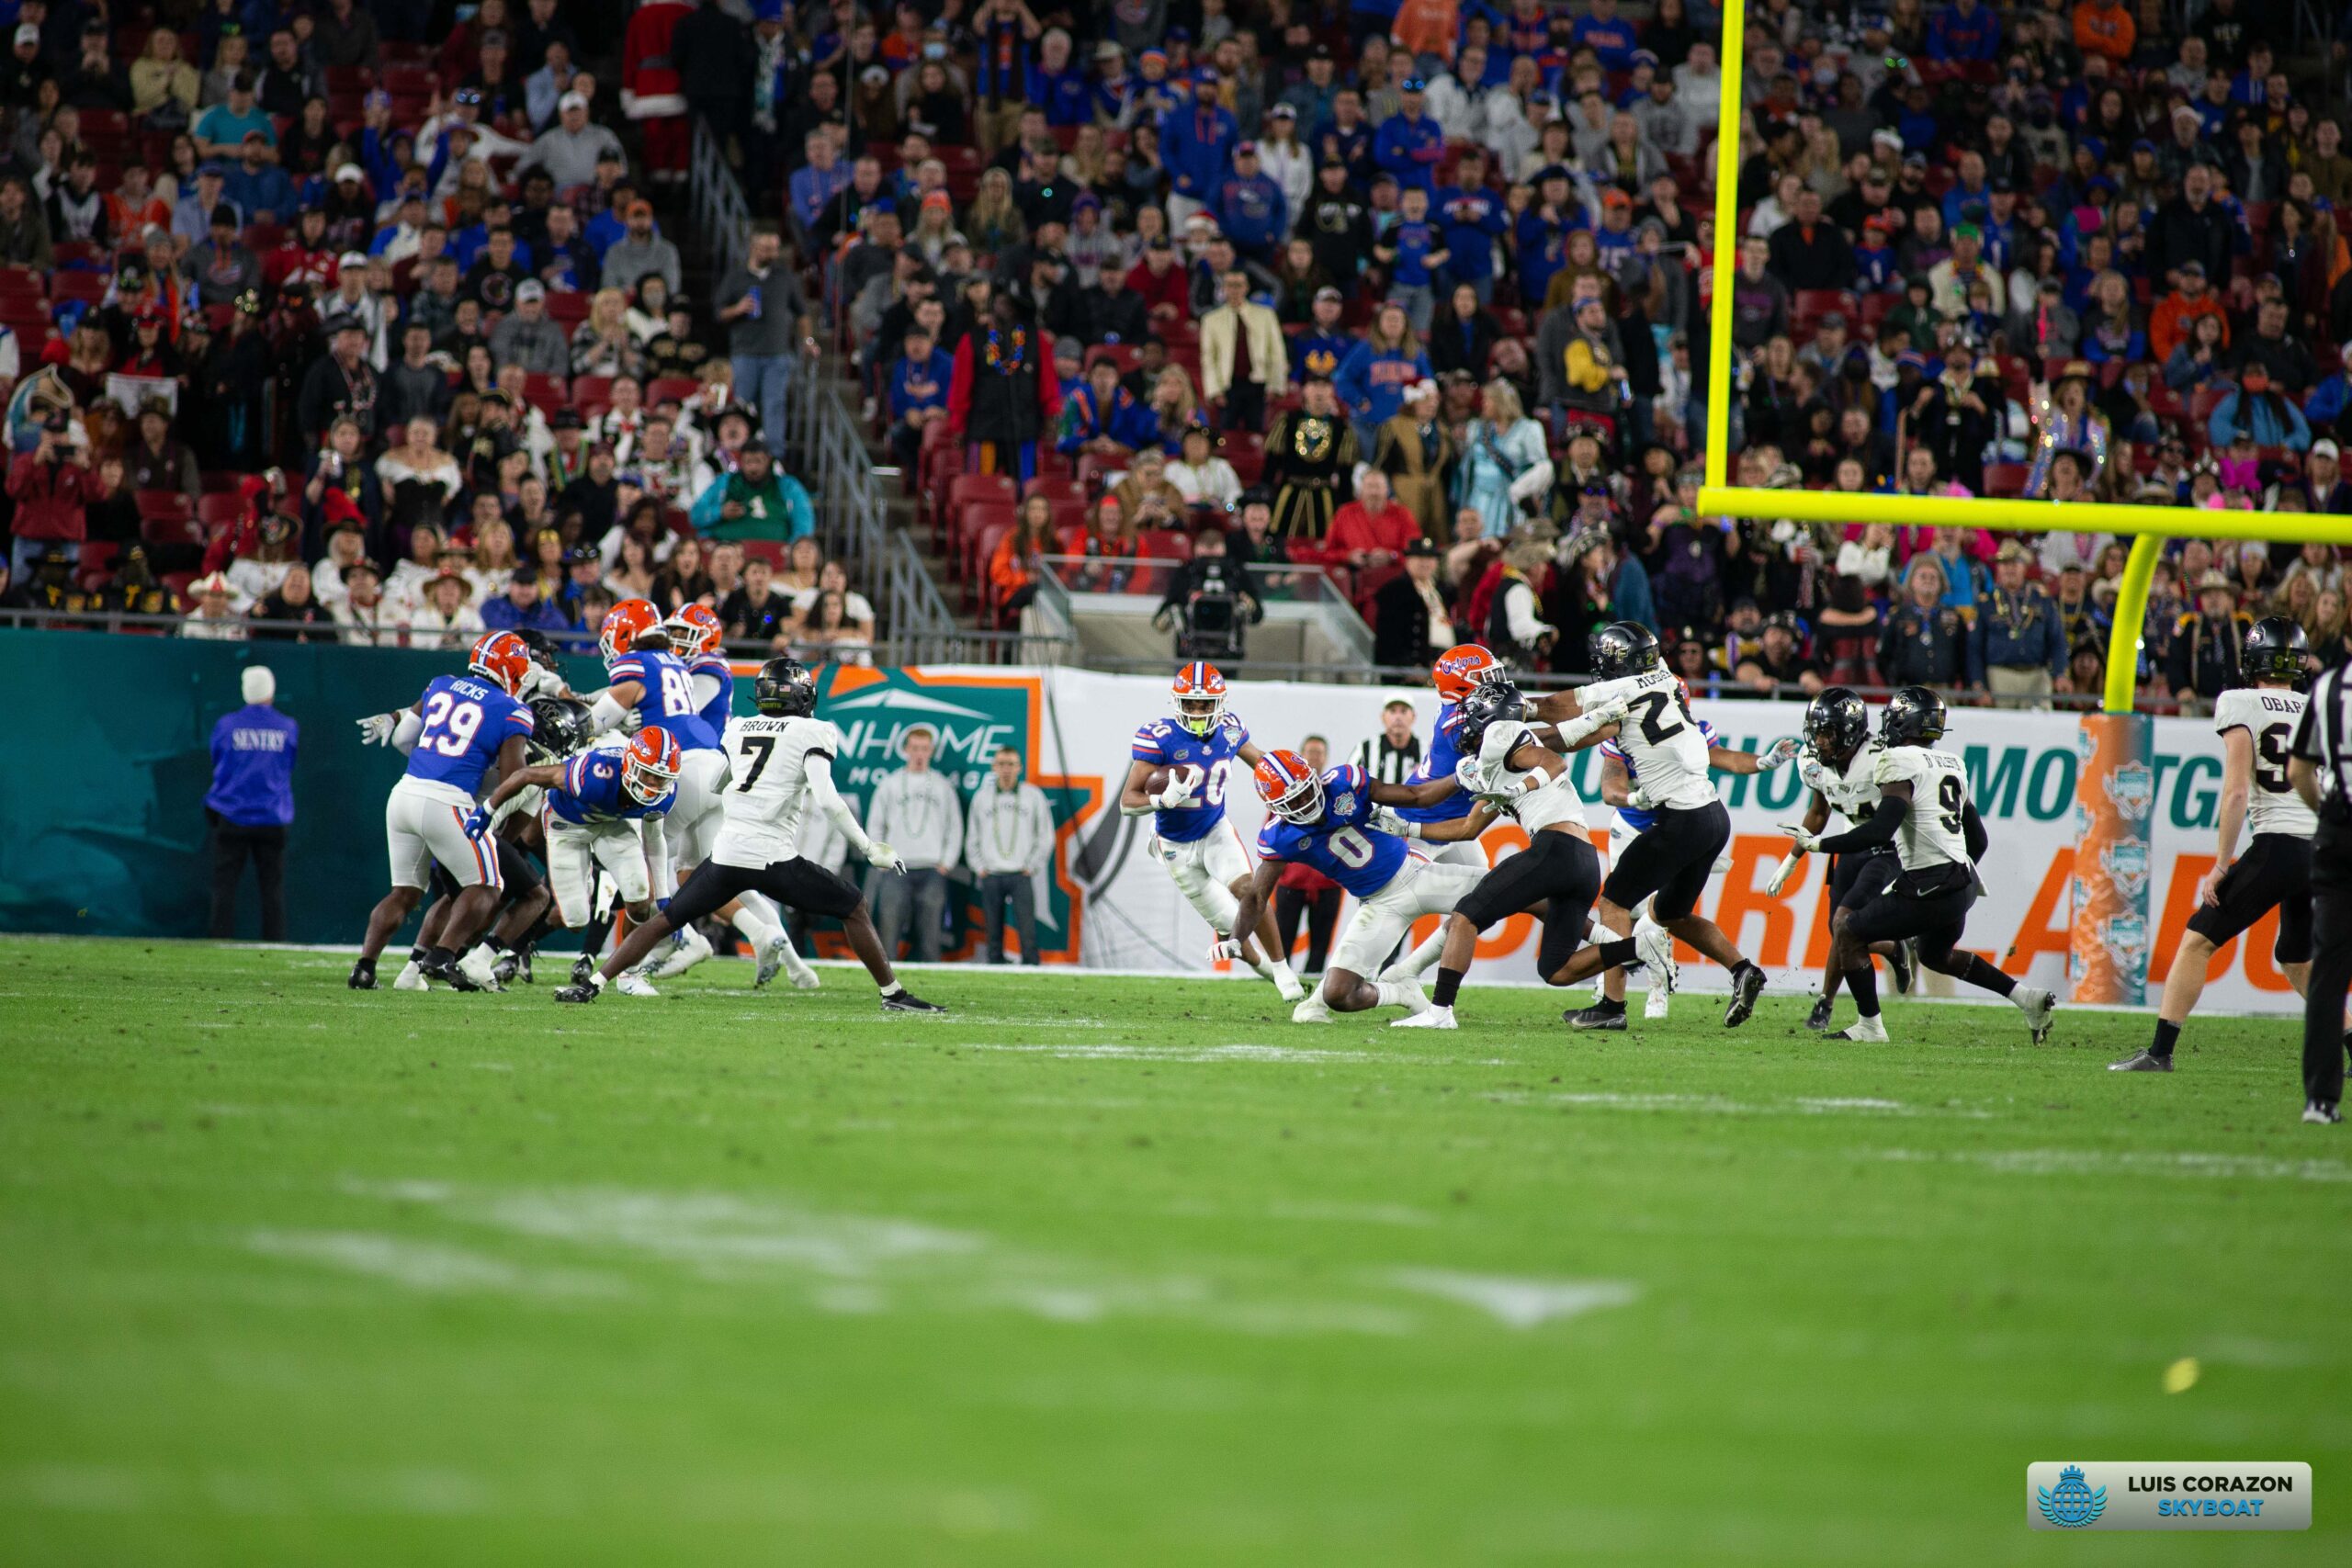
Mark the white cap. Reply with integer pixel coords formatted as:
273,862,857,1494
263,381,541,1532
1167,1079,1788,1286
2314,438,2341,460
14,24,39,45
334,163,365,183
241,666,277,705
559,91,589,113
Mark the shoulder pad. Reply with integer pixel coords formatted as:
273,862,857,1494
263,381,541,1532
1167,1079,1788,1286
1871,749,1916,786
1479,721,1535,769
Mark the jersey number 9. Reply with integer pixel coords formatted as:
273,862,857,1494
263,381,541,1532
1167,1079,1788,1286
1936,773,1963,835
2256,724,2292,794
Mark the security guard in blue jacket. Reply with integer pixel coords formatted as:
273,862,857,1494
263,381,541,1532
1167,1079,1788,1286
1972,541,2069,701
206,665,300,941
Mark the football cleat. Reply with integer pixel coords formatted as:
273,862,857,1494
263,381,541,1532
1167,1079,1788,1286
1722,963,1766,1028
1291,992,1334,1024
1643,984,1671,1020
517,947,535,984
418,952,480,992
1804,995,1835,1032
614,973,660,998
1634,921,1678,991
347,958,377,989
1837,1015,1890,1043
571,954,597,986
1566,1003,1628,1031
458,946,504,992
880,989,945,1012
1393,1004,1457,1029
2304,1100,2344,1124
1272,966,1306,1004
553,981,598,1005
754,935,792,987
2109,1049,2174,1073
2016,987,2058,1044
491,951,521,987
1889,940,1916,996
393,960,431,991
649,924,714,979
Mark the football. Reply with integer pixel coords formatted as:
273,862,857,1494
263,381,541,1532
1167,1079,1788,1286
1145,763,1204,797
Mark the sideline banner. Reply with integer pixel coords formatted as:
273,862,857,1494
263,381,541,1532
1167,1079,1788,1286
855,666,2303,1014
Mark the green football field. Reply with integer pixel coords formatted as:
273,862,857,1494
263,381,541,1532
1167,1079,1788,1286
1,938,2344,1565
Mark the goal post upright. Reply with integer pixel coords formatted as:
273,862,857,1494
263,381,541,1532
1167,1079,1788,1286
1694,0,2352,716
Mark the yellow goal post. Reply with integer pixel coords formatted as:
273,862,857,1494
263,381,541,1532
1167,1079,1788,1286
1695,0,2352,714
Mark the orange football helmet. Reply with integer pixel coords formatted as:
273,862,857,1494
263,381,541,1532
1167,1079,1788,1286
468,629,534,695
1432,644,1503,703
622,726,683,803
599,598,665,663
1253,749,1326,824
1171,660,1227,735
667,603,724,657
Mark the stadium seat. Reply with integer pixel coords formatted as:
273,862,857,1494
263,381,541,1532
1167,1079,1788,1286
197,492,246,527
522,372,568,413
1023,475,1087,505
141,514,204,548
965,516,1014,606
2188,386,2231,428
646,376,700,406
1982,463,2030,499
51,273,109,307
134,490,193,524
737,539,786,570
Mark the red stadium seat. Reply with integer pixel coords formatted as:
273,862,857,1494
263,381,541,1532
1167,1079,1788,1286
948,472,1018,512
737,539,786,570
198,492,246,527
51,272,109,306
1023,475,1087,504
134,490,193,523
141,512,205,547
964,515,1015,606
522,372,568,413
2188,385,2231,428
545,290,592,326
1981,463,2030,499
646,376,700,406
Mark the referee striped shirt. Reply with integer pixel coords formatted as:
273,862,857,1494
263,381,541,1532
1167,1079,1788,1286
2291,661,2352,827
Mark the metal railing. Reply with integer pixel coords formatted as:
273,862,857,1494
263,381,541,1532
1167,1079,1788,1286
681,107,959,651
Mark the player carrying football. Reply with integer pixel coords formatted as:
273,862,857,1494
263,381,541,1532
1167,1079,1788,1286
1119,661,1306,1001
1781,686,2057,1043
1232,750,1503,1021
1529,622,1796,1027
556,659,943,1011
1386,678,1627,1029
1770,687,1917,1029
348,630,537,990
2112,618,2316,1072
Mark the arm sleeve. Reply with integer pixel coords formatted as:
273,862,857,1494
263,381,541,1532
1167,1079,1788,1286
808,752,874,860
1962,800,1988,862
1816,793,1907,854
690,672,726,709
587,690,629,732
392,708,424,753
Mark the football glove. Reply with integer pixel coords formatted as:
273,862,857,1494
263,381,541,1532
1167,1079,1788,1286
1779,821,1823,853
1152,767,1198,809
1763,848,1804,897
1624,784,1653,812
1209,935,1245,962
462,806,492,840
356,711,400,746
865,840,908,874
1758,736,1802,771
1369,806,1416,838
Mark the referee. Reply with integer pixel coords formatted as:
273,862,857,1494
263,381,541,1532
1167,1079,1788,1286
2289,658,2352,1124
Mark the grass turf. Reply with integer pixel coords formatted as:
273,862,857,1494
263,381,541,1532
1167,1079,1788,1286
0,936,2344,1566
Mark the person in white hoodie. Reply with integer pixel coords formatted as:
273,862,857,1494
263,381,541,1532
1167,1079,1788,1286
866,726,966,964
964,747,1057,964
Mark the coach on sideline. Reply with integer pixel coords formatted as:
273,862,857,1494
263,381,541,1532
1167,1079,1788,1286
205,665,300,942
2291,654,2352,1125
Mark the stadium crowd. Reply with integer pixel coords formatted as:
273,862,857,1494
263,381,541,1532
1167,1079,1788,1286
0,1,2347,711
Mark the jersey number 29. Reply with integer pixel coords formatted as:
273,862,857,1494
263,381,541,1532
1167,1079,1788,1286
419,691,483,757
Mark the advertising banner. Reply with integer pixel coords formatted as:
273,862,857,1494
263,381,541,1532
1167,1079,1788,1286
849,666,2303,1014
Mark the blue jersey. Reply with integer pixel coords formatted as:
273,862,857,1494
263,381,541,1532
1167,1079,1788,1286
1131,710,1251,843
684,651,734,737
1604,718,1717,831
403,673,534,794
1256,764,1411,897
609,648,720,752
546,745,677,826
1397,703,1474,823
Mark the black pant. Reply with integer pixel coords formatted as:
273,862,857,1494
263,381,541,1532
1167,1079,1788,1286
2304,831,2352,1107
1222,379,1267,431
209,813,287,941
1275,882,1342,974
977,870,1039,964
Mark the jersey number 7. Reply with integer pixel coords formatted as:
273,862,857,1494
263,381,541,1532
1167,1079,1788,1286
736,734,775,791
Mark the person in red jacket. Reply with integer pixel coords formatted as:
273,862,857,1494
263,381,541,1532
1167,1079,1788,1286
1317,469,1422,577
7,413,96,579
947,292,1062,481
1125,234,1192,325
621,0,695,185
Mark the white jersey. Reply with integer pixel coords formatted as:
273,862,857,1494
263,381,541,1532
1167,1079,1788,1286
2213,686,2316,839
1579,667,1715,808
1465,720,1585,833
1872,746,1971,872
711,714,845,868
1800,740,1884,826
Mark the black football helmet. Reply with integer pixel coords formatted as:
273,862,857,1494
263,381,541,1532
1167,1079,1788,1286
2244,615,2310,683
1879,685,1948,748
514,626,561,670
1589,621,1662,680
526,696,593,761
1455,678,1526,754
1804,686,1870,763
753,657,819,716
